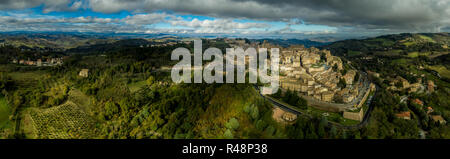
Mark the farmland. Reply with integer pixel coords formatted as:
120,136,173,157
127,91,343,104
25,101,96,139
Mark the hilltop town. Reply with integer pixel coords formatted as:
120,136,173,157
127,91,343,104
250,40,366,106
11,57,65,67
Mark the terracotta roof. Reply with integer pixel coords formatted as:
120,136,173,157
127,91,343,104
395,111,411,118
412,99,424,106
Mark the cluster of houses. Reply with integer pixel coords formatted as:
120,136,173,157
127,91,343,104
386,75,436,93
396,98,446,125
276,45,360,103
12,57,65,66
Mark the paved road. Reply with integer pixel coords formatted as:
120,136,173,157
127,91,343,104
254,81,378,130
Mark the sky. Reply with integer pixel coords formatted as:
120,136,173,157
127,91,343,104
0,0,448,39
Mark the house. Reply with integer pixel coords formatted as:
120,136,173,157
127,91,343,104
431,115,446,124
412,99,424,106
342,94,354,103
343,70,356,85
79,69,89,78
427,80,435,93
397,76,410,88
426,107,434,114
282,112,297,122
25,60,35,65
395,111,411,120
37,59,42,66
261,87,277,95
321,91,334,102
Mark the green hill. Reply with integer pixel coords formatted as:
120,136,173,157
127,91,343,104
324,33,449,58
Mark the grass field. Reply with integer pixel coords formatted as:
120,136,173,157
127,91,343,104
391,58,411,65
407,52,431,58
402,41,416,47
427,65,450,79
0,95,12,129
306,106,359,126
8,71,46,80
9,71,47,89
374,50,403,56
418,35,436,43
127,80,147,92
347,50,361,57
366,38,395,47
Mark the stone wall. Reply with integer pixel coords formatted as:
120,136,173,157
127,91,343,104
356,83,374,108
343,108,364,121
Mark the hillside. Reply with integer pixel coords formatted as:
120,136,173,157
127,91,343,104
324,33,449,58
322,33,450,139
0,32,117,50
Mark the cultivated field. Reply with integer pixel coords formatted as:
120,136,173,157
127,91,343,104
27,101,96,139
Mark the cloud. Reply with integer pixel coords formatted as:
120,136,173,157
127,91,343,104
0,0,448,36
123,13,171,25
0,0,78,13
0,12,271,34
0,14,125,33
87,0,449,33
168,18,270,33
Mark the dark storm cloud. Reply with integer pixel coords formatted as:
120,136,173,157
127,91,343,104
233,0,449,31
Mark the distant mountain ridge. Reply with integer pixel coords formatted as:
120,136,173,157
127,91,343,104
250,38,330,48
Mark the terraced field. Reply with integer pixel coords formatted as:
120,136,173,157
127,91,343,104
27,101,96,139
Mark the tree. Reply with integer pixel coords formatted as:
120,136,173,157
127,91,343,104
354,72,360,83
0,72,13,91
297,97,308,110
146,76,155,86
225,118,240,130
105,101,119,119
395,81,403,88
341,69,348,76
338,78,346,89
250,105,259,120
330,126,337,138
332,64,338,72
223,129,234,139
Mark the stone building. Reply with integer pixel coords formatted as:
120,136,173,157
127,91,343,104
427,80,435,93
37,59,42,67
79,69,89,78
343,70,357,85
282,112,297,122
321,91,334,102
